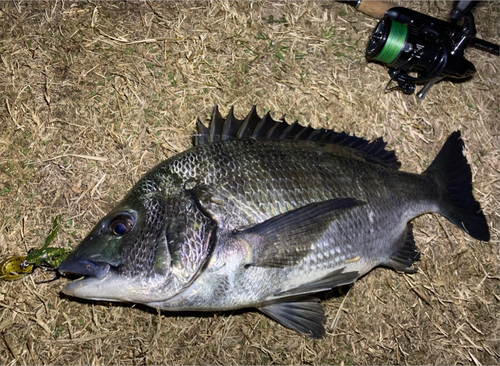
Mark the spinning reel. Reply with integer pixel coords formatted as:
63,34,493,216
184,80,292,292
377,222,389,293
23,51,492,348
343,1,499,99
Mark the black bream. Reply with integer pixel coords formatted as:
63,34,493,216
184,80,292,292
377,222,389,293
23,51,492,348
59,106,490,338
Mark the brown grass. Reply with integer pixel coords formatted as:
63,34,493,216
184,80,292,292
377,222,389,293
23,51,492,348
0,1,498,364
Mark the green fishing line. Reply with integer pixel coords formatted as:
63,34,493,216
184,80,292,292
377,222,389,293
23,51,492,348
375,20,408,64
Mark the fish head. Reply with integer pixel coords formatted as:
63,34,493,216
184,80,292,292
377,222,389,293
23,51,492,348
59,188,215,304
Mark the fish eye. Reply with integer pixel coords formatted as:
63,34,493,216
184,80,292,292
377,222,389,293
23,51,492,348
108,214,135,236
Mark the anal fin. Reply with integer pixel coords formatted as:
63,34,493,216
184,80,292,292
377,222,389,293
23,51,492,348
259,298,326,338
386,223,421,273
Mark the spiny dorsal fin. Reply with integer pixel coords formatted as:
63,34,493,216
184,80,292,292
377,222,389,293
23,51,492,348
193,106,401,169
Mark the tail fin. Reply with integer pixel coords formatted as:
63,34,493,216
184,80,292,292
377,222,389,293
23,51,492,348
425,131,490,242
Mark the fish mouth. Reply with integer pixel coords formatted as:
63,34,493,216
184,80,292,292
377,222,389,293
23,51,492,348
58,260,125,301
59,260,157,303
59,260,111,279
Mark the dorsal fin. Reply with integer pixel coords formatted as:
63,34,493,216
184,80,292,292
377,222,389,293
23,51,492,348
193,106,401,169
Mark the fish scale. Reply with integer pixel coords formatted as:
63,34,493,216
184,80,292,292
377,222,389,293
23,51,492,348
187,138,409,230
59,106,490,338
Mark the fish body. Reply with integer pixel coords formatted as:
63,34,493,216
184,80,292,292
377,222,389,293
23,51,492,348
59,107,490,337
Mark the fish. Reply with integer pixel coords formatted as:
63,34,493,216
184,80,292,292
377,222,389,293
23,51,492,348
58,106,490,338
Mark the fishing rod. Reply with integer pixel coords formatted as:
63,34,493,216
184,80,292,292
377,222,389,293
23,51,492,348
339,0,500,99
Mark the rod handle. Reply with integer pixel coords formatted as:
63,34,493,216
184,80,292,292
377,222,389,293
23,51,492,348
357,0,394,19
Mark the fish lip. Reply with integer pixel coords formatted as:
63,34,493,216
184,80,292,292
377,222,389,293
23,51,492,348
58,260,111,280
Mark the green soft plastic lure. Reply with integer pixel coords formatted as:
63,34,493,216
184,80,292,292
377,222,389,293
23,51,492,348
24,215,72,269
1,215,72,281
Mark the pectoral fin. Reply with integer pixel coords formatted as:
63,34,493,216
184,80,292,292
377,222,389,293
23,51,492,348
259,298,326,338
235,197,365,268
273,268,359,298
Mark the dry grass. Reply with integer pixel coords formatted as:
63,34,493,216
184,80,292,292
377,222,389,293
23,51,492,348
0,1,498,364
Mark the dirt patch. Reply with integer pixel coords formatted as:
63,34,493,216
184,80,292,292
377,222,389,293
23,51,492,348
0,1,498,364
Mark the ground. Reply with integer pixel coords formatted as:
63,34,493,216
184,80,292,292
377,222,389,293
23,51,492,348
0,1,498,365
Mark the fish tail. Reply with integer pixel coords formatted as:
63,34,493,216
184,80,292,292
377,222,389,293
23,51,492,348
424,131,490,242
